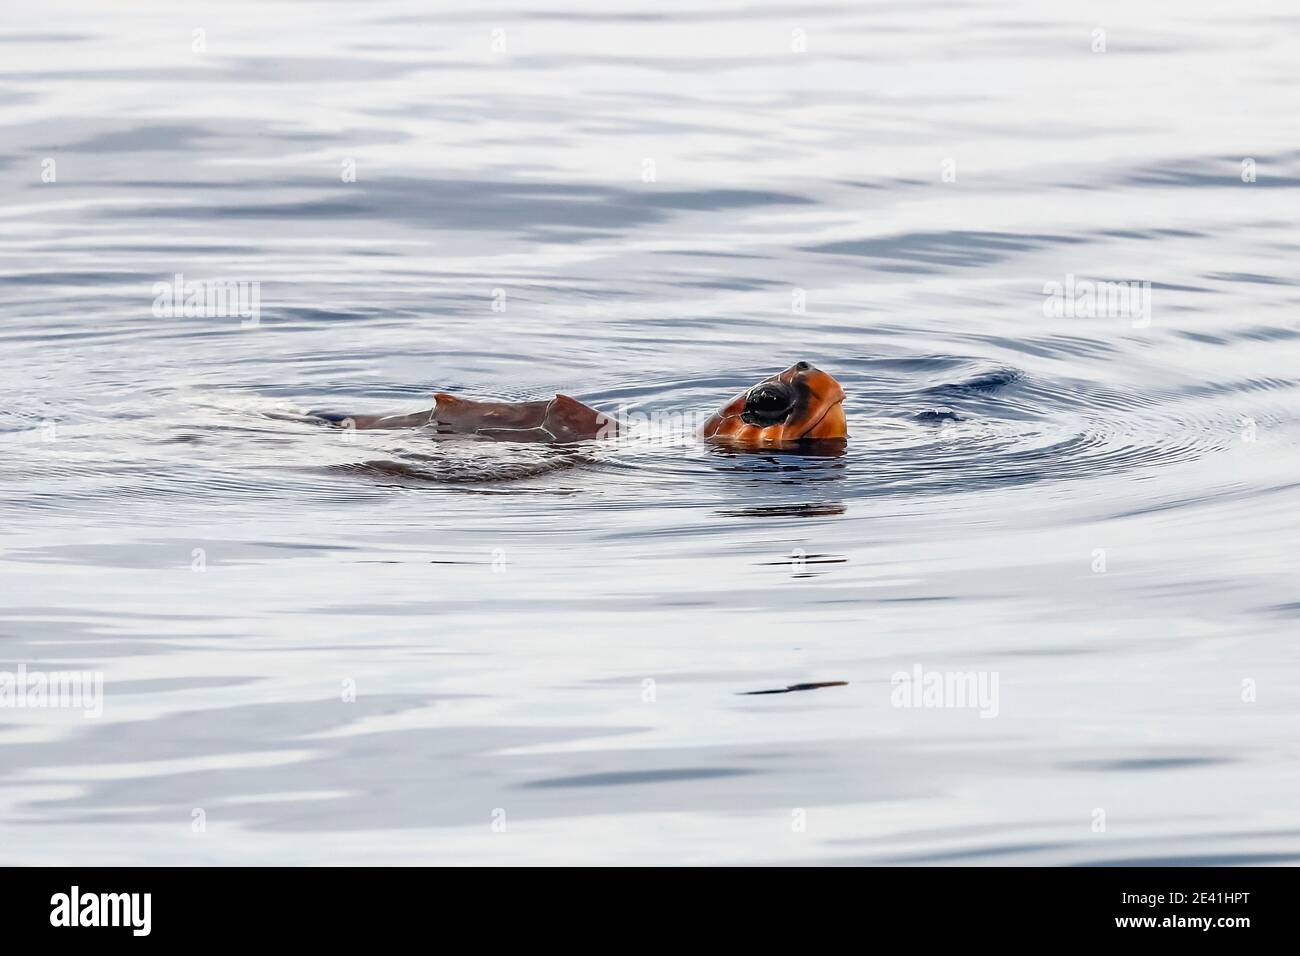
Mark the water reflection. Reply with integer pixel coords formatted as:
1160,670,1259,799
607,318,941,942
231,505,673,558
705,439,849,464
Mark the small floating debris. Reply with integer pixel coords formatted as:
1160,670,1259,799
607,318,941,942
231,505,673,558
719,502,847,518
739,681,849,696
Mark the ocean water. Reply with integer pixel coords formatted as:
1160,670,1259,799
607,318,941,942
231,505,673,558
2,0,1299,865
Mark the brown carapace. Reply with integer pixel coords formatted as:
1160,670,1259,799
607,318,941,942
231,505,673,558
701,362,847,444
337,392,619,442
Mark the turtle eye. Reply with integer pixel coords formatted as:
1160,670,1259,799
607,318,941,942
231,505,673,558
742,382,796,425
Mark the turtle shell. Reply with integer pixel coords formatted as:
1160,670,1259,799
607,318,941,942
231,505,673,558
432,393,619,442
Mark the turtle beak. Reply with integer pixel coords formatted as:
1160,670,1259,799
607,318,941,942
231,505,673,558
786,363,847,439
801,399,846,439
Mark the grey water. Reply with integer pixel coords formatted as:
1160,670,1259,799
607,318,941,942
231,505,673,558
2,1,1299,865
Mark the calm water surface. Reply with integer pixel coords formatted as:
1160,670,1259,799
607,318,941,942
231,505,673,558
2,0,1299,864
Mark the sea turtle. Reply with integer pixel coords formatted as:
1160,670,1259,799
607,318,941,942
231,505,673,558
321,361,846,446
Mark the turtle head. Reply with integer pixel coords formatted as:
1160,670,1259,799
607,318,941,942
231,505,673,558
703,362,847,444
